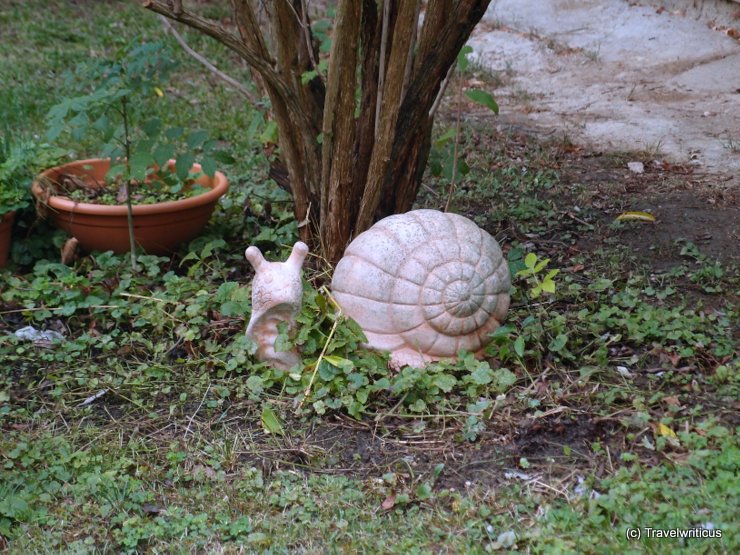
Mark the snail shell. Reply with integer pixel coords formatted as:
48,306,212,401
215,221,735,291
331,209,510,368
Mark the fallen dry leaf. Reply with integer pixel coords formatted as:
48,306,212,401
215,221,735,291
662,396,681,406
60,237,79,265
656,422,677,438
142,503,163,515
616,211,656,222
381,491,397,511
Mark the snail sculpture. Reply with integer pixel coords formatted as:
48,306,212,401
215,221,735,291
245,209,510,369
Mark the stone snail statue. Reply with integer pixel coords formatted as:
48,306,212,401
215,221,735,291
245,209,510,369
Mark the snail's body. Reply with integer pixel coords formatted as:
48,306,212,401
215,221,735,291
245,242,308,369
331,209,510,368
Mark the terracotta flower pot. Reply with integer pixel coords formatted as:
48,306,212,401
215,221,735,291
0,210,15,268
32,158,228,255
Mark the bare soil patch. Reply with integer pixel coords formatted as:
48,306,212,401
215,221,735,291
470,0,740,173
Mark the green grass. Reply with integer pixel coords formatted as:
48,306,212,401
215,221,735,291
1,1,738,552
1,422,737,553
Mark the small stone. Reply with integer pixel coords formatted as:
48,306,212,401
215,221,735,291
14,326,65,344
627,161,644,174
496,531,517,548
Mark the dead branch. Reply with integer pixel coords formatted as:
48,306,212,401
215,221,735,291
429,60,456,118
280,0,324,84
400,0,422,102
142,0,286,95
374,0,391,139
158,15,260,103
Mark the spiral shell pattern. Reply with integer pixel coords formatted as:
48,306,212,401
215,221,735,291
331,210,510,365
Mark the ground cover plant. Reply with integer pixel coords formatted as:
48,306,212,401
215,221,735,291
1,1,738,553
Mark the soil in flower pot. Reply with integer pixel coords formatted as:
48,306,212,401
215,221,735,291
32,159,228,255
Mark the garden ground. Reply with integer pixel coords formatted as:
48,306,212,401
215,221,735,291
1,1,738,553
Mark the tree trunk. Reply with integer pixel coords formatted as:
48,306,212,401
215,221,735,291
140,0,493,264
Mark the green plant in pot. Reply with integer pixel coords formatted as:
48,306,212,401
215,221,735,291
0,133,62,268
33,41,233,270
0,135,26,268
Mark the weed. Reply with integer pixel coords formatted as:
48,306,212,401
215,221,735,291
584,45,601,62
721,136,739,153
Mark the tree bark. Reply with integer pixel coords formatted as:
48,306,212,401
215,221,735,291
319,0,362,263
355,0,419,233
381,0,490,221
352,0,381,215
139,0,493,263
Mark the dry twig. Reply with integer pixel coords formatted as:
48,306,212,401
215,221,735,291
158,15,259,103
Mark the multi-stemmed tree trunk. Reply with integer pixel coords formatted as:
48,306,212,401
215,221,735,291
141,0,492,264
